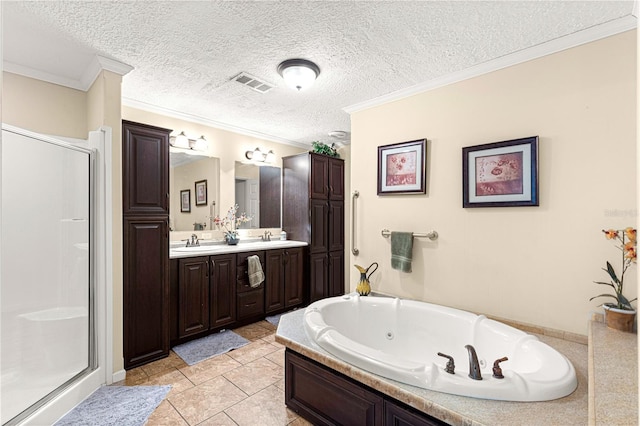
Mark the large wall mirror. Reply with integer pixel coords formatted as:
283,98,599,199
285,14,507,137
234,162,281,229
170,151,220,232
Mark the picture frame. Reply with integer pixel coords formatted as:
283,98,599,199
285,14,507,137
180,189,191,212
377,139,426,195
195,179,207,206
462,136,538,208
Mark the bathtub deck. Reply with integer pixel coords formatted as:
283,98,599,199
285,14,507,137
276,309,588,426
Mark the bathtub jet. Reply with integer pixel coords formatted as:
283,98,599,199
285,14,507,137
303,295,578,402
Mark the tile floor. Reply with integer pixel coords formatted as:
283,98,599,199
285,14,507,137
117,321,312,426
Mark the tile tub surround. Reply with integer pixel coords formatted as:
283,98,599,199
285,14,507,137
276,309,589,426
588,320,638,425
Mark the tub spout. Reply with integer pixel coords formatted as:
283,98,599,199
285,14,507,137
465,345,482,380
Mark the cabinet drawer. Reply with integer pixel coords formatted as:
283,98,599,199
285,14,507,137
236,251,265,293
237,288,264,320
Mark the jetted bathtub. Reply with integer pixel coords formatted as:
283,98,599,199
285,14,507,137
303,294,577,401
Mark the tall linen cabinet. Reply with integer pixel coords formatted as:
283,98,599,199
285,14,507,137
122,120,171,369
282,153,345,302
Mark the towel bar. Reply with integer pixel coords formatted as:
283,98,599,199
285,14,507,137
381,229,438,241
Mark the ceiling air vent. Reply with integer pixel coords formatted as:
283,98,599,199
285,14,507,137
232,72,274,93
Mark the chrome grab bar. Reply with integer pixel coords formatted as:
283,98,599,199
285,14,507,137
351,190,360,256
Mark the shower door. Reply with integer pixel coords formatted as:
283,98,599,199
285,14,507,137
1,126,95,425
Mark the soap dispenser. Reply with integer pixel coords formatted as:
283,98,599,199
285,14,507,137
280,230,287,241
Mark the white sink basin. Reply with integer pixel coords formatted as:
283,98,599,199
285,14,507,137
172,245,223,252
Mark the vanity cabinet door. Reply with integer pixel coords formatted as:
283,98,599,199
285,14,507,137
265,250,285,313
178,257,209,339
284,247,304,308
123,216,169,369
210,254,236,329
122,120,170,215
328,157,344,200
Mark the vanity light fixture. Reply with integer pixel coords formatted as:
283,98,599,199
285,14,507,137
245,147,275,164
170,132,208,152
277,59,320,91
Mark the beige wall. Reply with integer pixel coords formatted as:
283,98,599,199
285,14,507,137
349,30,637,336
3,72,88,138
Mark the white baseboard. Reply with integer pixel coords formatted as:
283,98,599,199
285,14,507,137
112,369,126,384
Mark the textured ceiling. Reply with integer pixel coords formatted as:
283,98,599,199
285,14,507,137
2,1,635,147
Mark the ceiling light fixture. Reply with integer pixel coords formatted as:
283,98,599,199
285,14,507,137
277,59,320,91
170,132,208,152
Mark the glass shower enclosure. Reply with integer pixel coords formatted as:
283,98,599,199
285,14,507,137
1,126,96,424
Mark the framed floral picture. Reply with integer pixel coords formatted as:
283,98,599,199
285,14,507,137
180,189,191,212
195,179,207,206
377,139,426,195
462,136,538,208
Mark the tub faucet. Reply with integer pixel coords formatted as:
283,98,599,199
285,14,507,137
465,345,483,381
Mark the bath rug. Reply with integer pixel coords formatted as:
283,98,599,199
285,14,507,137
172,330,249,365
266,310,295,326
54,385,170,426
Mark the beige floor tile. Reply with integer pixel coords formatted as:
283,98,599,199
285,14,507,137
224,357,283,395
122,366,149,385
141,369,194,398
264,348,285,368
273,378,285,392
233,322,273,341
142,351,188,376
197,412,238,426
257,320,278,331
225,385,298,426
179,354,242,385
169,376,247,425
227,339,280,364
146,400,188,426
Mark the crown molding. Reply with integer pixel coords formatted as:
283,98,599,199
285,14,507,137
343,15,637,115
122,97,309,149
3,54,133,92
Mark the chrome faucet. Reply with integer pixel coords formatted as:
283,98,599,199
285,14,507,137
262,230,272,241
465,345,483,380
189,234,199,247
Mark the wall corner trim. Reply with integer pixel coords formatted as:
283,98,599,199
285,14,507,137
343,15,637,115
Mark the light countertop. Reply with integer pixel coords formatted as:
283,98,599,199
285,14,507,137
276,309,588,426
169,239,307,259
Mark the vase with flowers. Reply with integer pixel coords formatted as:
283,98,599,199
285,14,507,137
591,227,637,332
213,205,251,245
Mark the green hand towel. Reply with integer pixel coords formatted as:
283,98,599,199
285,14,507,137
391,231,413,273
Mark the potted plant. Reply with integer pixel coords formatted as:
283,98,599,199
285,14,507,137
311,141,339,158
213,205,251,245
591,227,637,332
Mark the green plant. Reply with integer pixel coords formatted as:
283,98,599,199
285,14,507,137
311,141,339,158
591,227,637,311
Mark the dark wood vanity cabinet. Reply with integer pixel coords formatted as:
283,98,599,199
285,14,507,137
122,120,170,215
209,254,237,328
122,120,171,369
285,350,447,426
283,153,345,303
177,256,209,339
174,253,236,341
236,251,265,321
265,247,304,314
